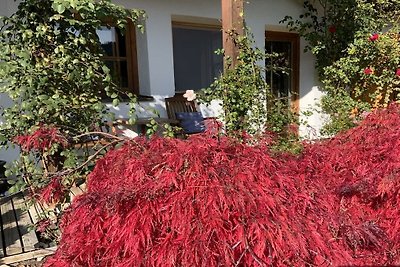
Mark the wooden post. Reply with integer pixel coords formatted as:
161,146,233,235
221,0,244,69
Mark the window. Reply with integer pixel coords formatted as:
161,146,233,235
96,21,139,95
172,22,223,92
265,31,299,112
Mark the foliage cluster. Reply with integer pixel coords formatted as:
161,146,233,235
283,0,400,135
0,0,144,234
200,31,270,135
45,103,400,266
199,30,299,151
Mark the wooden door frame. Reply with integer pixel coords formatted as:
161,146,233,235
265,31,300,114
221,0,244,69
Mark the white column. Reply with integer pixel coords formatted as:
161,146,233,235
144,10,175,97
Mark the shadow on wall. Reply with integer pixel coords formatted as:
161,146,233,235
299,86,328,140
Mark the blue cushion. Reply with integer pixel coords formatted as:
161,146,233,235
175,112,206,134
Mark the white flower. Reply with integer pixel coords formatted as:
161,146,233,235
183,90,196,101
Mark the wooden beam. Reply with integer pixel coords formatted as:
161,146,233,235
0,248,56,265
221,0,244,69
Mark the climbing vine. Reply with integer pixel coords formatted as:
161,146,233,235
199,30,298,150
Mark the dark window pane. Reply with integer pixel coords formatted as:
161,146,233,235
266,41,291,100
97,26,116,57
172,26,223,91
105,60,128,88
96,22,139,97
117,28,127,57
120,60,128,88
104,60,118,83
97,27,127,57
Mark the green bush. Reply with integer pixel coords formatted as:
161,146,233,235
283,0,400,135
0,0,145,239
199,30,299,152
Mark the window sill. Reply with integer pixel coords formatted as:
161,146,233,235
137,94,154,102
103,94,154,103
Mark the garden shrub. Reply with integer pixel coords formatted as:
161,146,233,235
283,0,400,135
199,29,298,152
44,103,400,266
0,0,144,239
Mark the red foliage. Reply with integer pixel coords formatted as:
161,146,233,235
363,67,373,75
36,219,52,234
369,33,379,41
45,104,400,266
39,177,67,204
328,25,336,33
14,126,67,152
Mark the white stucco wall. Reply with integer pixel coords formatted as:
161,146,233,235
0,0,325,161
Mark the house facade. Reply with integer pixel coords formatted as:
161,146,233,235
0,0,325,161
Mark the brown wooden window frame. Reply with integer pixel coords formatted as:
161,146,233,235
172,21,222,31
98,20,139,97
265,31,300,114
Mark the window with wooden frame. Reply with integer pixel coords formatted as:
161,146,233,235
172,21,223,92
96,21,139,96
265,31,300,113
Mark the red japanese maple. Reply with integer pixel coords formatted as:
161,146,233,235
44,103,400,266
14,126,67,152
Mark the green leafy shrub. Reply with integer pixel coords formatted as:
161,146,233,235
199,30,299,152
283,0,400,135
0,0,145,239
